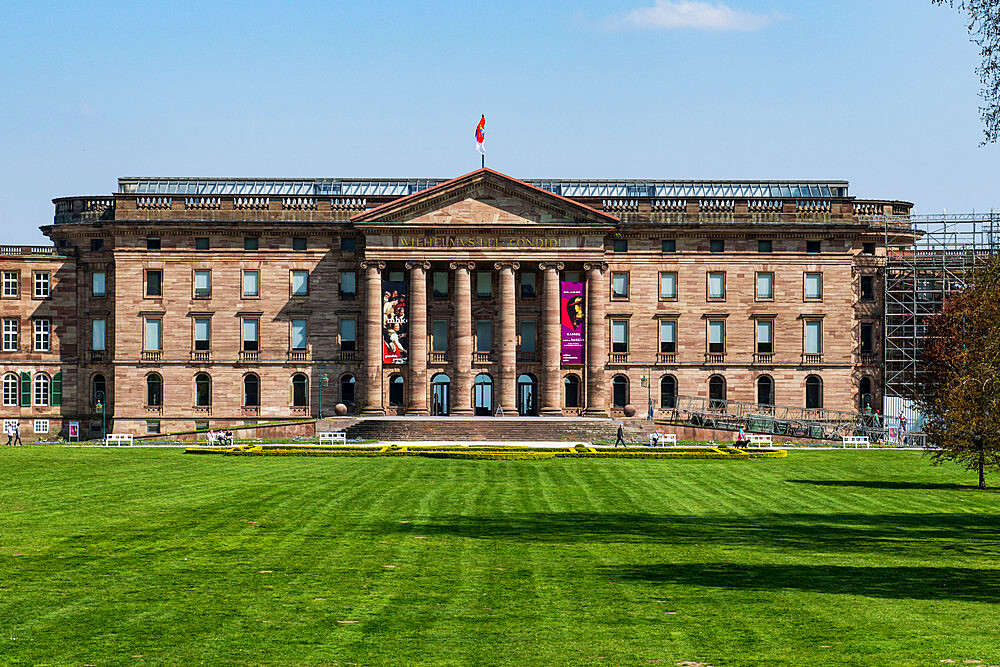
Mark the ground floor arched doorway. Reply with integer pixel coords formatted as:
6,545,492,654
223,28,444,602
474,373,493,416
431,373,450,416
517,374,537,416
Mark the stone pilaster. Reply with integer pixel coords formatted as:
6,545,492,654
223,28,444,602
583,262,609,417
450,261,475,415
538,262,564,415
360,260,386,415
405,261,430,415
495,261,520,416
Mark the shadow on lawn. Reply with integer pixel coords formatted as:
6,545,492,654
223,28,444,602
788,479,996,492
379,512,1000,557
605,563,1000,603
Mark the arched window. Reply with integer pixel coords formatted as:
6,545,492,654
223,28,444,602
389,374,404,407
612,375,629,409
340,374,356,406
34,373,50,406
92,374,106,406
660,375,677,409
243,374,260,407
292,373,308,407
757,375,774,407
806,375,823,409
564,374,581,408
859,376,872,411
195,373,211,407
146,373,163,407
2,373,18,406
708,375,726,410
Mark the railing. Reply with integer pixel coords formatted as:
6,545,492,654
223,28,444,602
288,350,309,362
748,199,782,214
802,353,823,365
136,197,172,210
705,353,725,364
242,406,260,416
608,352,629,364
473,352,493,364
185,197,220,210
860,353,878,365
190,351,211,362
700,199,734,213
753,352,774,365
193,406,212,415
338,350,359,362
283,197,316,210
602,199,639,213
140,350,162,362
239,351,259,363
796,200,831,214
331,198,367,211
89,350,107,362
651,199,686,213
289,406,309,416
234,197,269,210
656,352,676,364
1,245,57,256
144,406,163,415
517,352,538,363
429,352,448,363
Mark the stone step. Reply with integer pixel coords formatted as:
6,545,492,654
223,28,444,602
345,418,615,442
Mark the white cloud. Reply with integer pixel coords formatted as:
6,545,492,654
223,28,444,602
607,1,782,32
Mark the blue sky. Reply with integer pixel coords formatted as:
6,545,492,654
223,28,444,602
0,0,996,244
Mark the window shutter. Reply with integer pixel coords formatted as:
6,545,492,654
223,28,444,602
20,371,30,406
52,371,62,406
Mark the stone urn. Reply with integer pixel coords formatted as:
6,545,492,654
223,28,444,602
623,404,636,417
334,403,348,416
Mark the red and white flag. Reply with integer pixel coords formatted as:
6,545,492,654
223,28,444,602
475,115,486,155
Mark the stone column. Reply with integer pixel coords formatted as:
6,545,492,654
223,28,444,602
405,261,430,415
360,260,386,416
583,262,609,417
450,261,475,415
538,262,564,415
495,261,520,416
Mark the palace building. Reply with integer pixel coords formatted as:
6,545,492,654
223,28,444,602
0,168,911,439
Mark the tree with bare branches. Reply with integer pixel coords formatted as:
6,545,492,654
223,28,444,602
932,1,999,144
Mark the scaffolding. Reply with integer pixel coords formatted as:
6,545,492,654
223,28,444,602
881,212,1000,423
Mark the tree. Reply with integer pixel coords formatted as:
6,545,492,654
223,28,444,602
932,1,999,144
916,254,1000,488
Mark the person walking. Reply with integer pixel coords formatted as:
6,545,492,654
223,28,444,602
4,422,13,446
12,422,22,446
614,423,625,448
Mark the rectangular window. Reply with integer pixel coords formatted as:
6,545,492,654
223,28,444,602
756,320,773,354
291,319,307,350
146,238,161,250
805,273,823,300
520,272,536,298
564,271,581,283
90,239,104,252
2,319,18,351
243,270,260,297
291,270,308,296
33,419,49,434
658,272,677,300
860,322,874,354
2,271,18,298
244,237,259,251
194,318,211,351
611,320,628,353
195,237,210,250
194,270,211,298
807,240,822,253
710,239,725,253
519,320,537,353
293,237,307,251
92,319,106,351
34,319,51,351
243,318,259,351
659,320,676,353
340,237,356,252
340,271,356,299
860,275,875,301
34,378,48,406
611,272,629,299
432,271,448,298
708,320,725,354
146,270,162,297
92,272,106,297
662,239,676,253
432,320,448,352
756,272,774,300
805,320,822,354
476,271,492,298
758,240,773,253
147,421,161,434
863,242,876,255
34,272,50,298
708,272,726,299
145,318,162,351
612,238,628,252
476,320,493,352
388,270,404,282
339,318,356,352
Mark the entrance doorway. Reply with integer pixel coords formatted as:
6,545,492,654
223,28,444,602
474,373,493,416
517,374,537,416
431,373,450,416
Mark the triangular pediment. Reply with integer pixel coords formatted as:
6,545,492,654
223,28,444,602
351,168,618,227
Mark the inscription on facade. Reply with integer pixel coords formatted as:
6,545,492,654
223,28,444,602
396,235,579,249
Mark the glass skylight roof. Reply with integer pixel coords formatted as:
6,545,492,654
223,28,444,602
119,177,848,199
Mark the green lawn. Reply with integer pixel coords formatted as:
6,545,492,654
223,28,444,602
1,449,998,666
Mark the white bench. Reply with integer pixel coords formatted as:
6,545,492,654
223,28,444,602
105,433,133,446
318,431,347,445
649,433,677,446
842,435,870,449
747,434,772,446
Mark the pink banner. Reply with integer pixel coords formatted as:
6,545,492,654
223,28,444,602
560,281,585,364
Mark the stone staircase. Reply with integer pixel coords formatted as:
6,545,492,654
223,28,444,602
345,416,616,442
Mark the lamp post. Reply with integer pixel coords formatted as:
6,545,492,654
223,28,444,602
640,367,652,420
95,391,106,441
319,373,329,419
